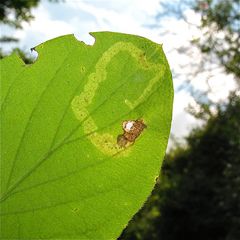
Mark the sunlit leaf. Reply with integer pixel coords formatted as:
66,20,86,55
0,32,173,239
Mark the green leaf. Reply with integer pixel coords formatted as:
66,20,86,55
0,32,173,239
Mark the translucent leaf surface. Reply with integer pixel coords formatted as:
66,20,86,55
0,32,173,239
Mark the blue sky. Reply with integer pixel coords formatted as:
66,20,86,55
1,0,236,147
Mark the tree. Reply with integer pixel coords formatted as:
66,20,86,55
0,0,40,42
194,0,240,80
155,92,240,240
187,0,240,122
0,0,58,63
153,0,239,121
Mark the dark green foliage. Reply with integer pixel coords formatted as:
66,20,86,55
0,0,41,50
0,48,34,64
194,0,240,80
157,93,240,240
0,0,57,56
0,0,39,28
120,92,240,240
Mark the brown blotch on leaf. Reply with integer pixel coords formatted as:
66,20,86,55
117,119,147,147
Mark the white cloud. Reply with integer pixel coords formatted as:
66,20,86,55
14,4,75,49
64,0,162,44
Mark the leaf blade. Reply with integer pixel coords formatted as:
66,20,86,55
0,32,173,239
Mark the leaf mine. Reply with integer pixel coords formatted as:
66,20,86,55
117,119,147,147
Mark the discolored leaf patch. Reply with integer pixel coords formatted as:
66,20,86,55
117,119,147,147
